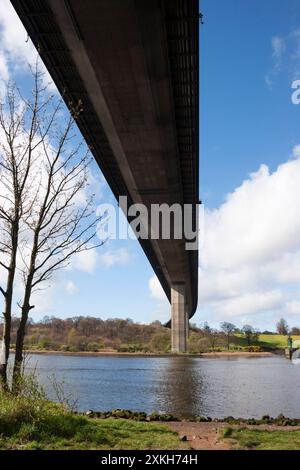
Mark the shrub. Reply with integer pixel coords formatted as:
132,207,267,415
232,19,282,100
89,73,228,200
222,427,233,438
247,345,263,352
37,338,52,349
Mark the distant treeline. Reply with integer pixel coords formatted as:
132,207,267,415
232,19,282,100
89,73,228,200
1,316,170,353
0,316,295,353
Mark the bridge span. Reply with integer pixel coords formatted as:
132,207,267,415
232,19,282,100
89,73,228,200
11,0,200,352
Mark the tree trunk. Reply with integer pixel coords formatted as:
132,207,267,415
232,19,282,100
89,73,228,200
0,215,20,390
0,261,16,390
0,314,11,389
12,263,35,392
12,306,30,392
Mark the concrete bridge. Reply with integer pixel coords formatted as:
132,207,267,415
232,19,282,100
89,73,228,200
11,0,200,352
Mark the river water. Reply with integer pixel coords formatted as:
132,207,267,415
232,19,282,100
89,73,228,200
21,354,300,418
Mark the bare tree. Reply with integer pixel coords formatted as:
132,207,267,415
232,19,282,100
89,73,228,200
220,322,236,350
12,70,105,390
276,318,289,336
290,327,300,336
0,69,49,387
203,327,218,351
0,64,104,390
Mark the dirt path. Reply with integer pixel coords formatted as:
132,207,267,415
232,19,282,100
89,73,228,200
167,422,300,450
167,422,232,450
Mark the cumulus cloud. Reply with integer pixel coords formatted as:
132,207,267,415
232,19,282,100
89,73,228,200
199,153,300,325
0,1,36,77
71,250,98,273
292,145,300,159
0,1,55,89
202,161,300,270
98,248,131,268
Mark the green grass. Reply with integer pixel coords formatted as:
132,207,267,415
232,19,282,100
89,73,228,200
221,427,300,450
233,334,300,350
0,415,187,450
258,334,300,349
0,375,188,450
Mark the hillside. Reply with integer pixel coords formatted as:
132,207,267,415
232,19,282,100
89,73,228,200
0,316,296,354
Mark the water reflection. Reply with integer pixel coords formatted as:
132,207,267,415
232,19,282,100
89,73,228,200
154,357,204,417
17,354,300,418
292,349,300,365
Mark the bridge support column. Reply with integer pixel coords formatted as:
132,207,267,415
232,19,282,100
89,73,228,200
171,283,187,353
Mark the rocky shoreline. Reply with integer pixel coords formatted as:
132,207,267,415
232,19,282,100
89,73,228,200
83,409,300,426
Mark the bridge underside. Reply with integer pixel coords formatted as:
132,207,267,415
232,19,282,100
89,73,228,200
11,0,199,352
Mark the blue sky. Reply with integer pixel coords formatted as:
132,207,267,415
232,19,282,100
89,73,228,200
202,0,300,208
1,0,300,331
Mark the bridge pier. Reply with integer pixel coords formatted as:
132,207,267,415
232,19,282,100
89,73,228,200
171,283,188,353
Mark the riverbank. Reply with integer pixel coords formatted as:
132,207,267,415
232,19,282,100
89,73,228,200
1,383,300,450
0,386,187,450
19,349,279,357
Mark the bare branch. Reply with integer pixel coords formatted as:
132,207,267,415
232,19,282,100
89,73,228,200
0,287,6,298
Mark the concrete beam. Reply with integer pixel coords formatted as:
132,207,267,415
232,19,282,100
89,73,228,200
10,0,199,323
171,283,187,353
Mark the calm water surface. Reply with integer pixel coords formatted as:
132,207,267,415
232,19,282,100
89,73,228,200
21,354,300,418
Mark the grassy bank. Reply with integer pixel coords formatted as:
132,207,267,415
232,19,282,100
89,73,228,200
0,375,189,450
0,415,187,450
221,427,300,450
2,385,300,450
257,334,300,349
2,373,300,450
0,392,187,450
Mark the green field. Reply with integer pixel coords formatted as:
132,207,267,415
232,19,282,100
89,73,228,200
258,334,299,349
234,334,300,350
221,427,300,450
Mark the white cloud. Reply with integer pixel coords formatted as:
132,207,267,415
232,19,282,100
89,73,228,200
0,1,55,89
272,36,286,62
0,51,9,81
98,248,131,268
292,144,300,159
0,1,36,72
72,250,98,273
265,28,300,87
148,275,169,323
209,290,284,320
286,301,300,315
198,152,300,325
65,280,77,294
202,161,300,270
149,151,300,328
149,275,166,301
265,36,285,86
